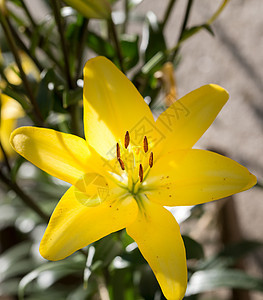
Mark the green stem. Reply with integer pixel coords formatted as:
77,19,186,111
170,0,194,61
0,169,49,222
162,0,178,30
122,0,129,34
7,18,43,72
20,0,37,28
207,0,230,25
0,142,11,173
108,18,125,73
51,0,75,89
69,102,81,136
0,13,44,126
75,18,89,81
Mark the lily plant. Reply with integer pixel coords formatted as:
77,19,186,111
10,57,256,300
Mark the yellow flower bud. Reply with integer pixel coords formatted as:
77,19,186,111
63,0,111,19
0,0,7,16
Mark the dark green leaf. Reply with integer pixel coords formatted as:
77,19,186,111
93,235,122,268
121,247,147,265
36,69,55,119
62,87,82,108
120,35,139,70
11,156,26,181
180,24,214,43
0,241,33,281
182,235,204,260
18,256,85,299
197,240,263,270
186,269,263,295
143,12,167,63
87,31,115,57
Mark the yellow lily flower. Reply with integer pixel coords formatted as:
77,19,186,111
0,94,24,160
10,57,256,300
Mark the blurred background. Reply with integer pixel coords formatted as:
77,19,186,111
0,0,262,299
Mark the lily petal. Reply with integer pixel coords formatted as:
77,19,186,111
83,57,155,159
127,198,187,300
146,149,257,206
10,127,98,185
40,185,138,260
154,85,229,156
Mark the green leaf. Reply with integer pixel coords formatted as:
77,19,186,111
36,70,55,119
197,240,263,270
93,235,122,268
186,269,263,296
143,12,167,63
86,31,115,57
18,256,85,299
182,235,204,260
121,247,146,265
11,155,26,182
120,35,139,70
62,87,82,108
0,241,33,281
180,24,214,43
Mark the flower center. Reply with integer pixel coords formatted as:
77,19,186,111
114,131,153,196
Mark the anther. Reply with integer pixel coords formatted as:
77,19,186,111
116,143,120,160
125,131,130,149
139,164,143,182
149,152,153,168
143,136,148,153
118,158,125,170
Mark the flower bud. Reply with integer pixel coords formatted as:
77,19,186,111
0,0,8,16
63,0,111,19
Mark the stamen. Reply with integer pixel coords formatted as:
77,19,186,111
149,152,153,168
116,143,120,160
125,131,130,148
139,164,143,182
118,158,125,170
143,136,148,153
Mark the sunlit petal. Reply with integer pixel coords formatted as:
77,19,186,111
146,149,257,206
83,56,155,159
40,185,138,260
10,126,99,185
127,198,187,300
154,84,229,156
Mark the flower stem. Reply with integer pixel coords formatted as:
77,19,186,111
20,0,37,28
170,0,194,61
68,102,82,136
108,18,125,73
6,17,43,72
122,0,129,34
207,0,230,25
162,0,178,30
0,170,49,222
0,13,44,126
0,142,11,173
51,0,75,89
75,18,89,81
